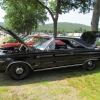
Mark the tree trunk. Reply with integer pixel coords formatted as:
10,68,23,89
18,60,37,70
91,0,100,31
53,19,57,38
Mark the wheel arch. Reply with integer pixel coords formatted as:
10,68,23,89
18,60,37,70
83,58,98,65
6,61,33,71
82,58,98,71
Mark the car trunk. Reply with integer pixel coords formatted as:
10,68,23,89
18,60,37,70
81,31,100,48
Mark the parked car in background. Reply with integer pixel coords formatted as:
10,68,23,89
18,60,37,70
0,26,100,80
3,34,27,43
0,35,47,50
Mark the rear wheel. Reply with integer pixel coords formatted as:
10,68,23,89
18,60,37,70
83,60,96,71
8,63,30,80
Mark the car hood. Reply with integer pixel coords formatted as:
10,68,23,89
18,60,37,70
81,31,100,48
7,30,28,48
0,26,29,50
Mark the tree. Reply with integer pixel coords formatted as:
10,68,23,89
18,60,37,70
33,0,93,37
91,0,100,31
1,0,48,34
1,0,93,36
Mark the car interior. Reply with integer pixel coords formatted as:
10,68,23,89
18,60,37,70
55,39,84,49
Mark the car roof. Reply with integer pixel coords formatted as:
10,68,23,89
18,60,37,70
56,31,100,48
55,37,93,49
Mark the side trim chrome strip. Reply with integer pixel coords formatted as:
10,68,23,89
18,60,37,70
34,64,83,72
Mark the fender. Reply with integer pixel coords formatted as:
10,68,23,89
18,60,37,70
6,61,33,71
83,58,98,65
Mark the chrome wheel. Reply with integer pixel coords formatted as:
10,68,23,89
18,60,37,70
87,61,93,66
15,67,24,75
83,60,96,71
8,63,30,80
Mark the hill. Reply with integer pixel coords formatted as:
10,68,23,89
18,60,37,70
38,22,91,33
0,22,98,34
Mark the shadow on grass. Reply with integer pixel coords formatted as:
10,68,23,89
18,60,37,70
0,63,100,86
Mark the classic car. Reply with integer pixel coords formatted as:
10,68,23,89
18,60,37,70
3,34,28,43
0,26,100,80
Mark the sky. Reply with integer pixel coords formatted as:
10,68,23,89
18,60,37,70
46,10,93,26
0,7,5,22
0,7,99,27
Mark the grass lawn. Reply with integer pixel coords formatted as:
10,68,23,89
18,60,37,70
0,64,100,100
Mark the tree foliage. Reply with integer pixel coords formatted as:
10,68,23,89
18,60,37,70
1,0,93,36
32,0,94,37
1,0,48,34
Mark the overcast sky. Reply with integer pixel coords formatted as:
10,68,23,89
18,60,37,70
0,7,99,27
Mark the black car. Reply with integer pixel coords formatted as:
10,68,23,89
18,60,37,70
0,26,100,80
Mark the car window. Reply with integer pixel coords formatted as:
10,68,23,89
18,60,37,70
34,37,52,50
69,40,80,46
47,41,55,50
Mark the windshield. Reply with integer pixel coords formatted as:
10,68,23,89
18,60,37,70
34,38,53,50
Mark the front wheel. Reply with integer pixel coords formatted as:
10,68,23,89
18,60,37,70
8,63,30,80
83,60,96,71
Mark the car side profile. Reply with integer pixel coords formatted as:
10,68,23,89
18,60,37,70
0,26,100,80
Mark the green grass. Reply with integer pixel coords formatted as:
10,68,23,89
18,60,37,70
0,87,10,94
0,64,100,100
67,66,100,100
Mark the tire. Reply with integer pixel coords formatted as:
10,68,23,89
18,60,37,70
8,63,30,80
83,60,96,71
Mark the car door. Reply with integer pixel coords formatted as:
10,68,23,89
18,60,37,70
39,47,74,69
71,48,100,65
